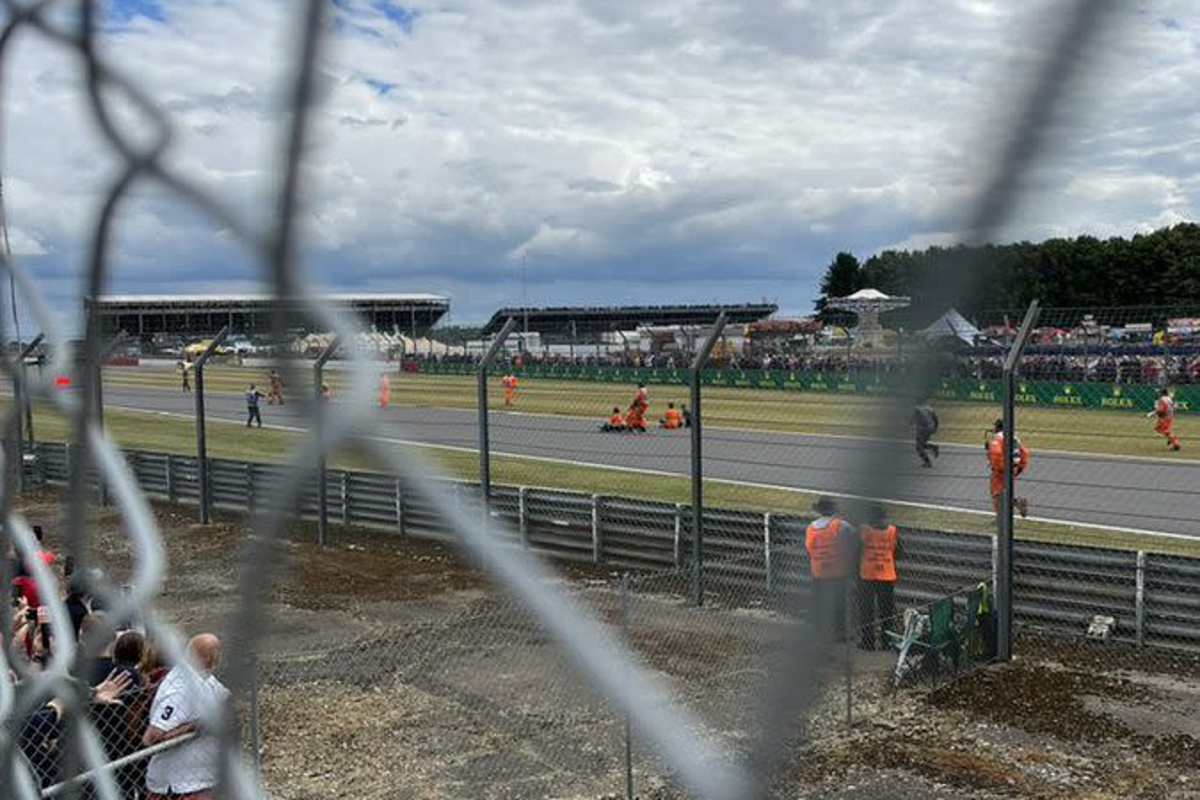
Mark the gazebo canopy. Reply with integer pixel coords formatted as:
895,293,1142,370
826,288,912,313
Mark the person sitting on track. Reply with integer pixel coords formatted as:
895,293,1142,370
599,407,626,432
659,402,683,429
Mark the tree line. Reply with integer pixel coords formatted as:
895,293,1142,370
815,222,1200,327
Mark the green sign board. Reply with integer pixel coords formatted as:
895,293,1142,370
415,361,1194,414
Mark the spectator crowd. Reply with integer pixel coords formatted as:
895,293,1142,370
7,524,229,799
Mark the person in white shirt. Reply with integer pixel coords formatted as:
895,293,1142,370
143,633,230,800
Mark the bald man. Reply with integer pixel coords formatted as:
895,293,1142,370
144,634,230,800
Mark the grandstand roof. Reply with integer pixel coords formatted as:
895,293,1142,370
88,293,449,339
481,303,778,338
91,293,448,305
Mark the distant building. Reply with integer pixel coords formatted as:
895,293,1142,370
87,293,450,343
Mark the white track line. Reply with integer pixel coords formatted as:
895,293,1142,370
99,403,1197,542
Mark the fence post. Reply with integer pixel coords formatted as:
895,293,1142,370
166,453,176,503
395,477,405,537
518,485,529,547
591,494,602,564
341,471,349,526
997,301,1039,663
193,326,229,525
313,336,340,547
689,311,727,607
245,462,255,513
1135,550,1146,649
763,512,773,593
11,333,44,493
478,317,517,517
673,503,684,569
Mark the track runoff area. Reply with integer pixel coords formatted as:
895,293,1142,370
71,365,1200,553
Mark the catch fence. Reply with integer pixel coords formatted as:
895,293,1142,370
27,441,1200,655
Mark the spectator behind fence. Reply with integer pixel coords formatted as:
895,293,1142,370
144,633,231,800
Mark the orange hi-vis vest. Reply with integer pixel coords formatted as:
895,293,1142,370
859,524,898,582
664,408,682,428
609,412,624,426
806,517,845,579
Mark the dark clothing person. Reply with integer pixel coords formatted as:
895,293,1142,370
246,386,264,427
912,403,940,467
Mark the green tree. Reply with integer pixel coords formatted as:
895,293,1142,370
814,252,862,317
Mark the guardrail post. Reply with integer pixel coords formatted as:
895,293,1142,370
166,454,176,503
518,486,529,548
591,494,602,564
763,512,773,593
341,471,350,526
673,503,684,569
1135,550,1146,649
245,463,255,513
395,477,405,537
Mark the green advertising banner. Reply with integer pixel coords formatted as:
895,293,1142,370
415,361,1195,413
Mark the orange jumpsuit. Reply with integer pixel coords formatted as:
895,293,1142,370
378,373,390,408
662,407,682,429
626,391,648,431
502,375,518,406
988,432,1029,513
1153,395,1181,450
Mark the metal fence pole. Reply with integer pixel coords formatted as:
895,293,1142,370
314,336,341,546
997,301,1039,662
478,317,517,513
194,326,230,525
689,311,727,607
11,333,44,491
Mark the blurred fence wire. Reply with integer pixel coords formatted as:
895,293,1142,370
0,0,1162,798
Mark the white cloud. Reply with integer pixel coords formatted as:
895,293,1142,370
2,0,1198,322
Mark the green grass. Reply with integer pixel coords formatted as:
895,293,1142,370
103,365,1199,461
13,394,1200,557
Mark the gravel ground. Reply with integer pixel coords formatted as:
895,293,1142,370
17,487,1200,799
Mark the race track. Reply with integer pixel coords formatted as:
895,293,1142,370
98,384,1199,537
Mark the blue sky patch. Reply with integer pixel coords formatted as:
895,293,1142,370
106,0,166,25
374,1,418,34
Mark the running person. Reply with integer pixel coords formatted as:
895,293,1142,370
245,384,265,427
986,419,1029,517
911,400,940,467
267,369,284,405
1147,386,1182,451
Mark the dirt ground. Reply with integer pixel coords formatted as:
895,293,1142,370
17,487,1200,799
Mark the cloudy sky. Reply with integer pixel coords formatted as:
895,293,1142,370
2,0,1198,326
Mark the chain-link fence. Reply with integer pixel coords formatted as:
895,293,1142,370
9,0,1200,798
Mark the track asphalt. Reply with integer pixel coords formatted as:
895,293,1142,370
99,384,1198,537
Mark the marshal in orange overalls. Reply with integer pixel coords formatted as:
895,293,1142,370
1149,392,1181,451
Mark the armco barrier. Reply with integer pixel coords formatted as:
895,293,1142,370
29,441,1200,653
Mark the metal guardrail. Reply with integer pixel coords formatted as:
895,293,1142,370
27,441,1200,653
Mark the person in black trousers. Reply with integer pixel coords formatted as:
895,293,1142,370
912,400,940,467
245,383,265,427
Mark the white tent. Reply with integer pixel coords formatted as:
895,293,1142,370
920,308,980,344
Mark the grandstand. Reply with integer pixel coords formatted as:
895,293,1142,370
88,293,450,343
480,303,778,341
